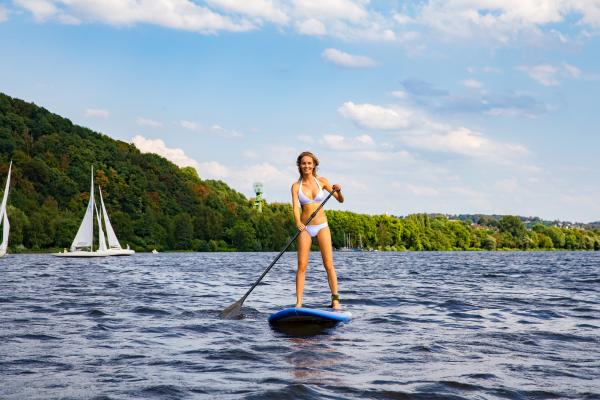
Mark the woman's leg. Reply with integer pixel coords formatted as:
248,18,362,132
316,227,341,309
296,230,312,308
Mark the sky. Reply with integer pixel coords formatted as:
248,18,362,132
1,0,599,222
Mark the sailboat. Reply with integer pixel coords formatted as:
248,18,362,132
338,233,352,252
98,187,134,256
338,232,363,252
54,166,108,257
0,161,12,258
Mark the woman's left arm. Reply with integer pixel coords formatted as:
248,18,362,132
320,177,344,203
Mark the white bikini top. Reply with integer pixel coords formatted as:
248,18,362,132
298,176,327,205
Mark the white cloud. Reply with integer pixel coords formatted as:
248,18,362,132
321,17,396,42
296,18,326,35
484,107,533,118
321,48,376,68
236,162,292,184
12,0,401,42
402,127,528,160
11,0,600,44
179,120,241,137
137,117,163,128
0,5,8,21
468,66,502,74
519,63,586,86
205,0,288,24
397,30,420,43
356,134,374,145
15,0,254,33
318,133,413,163
391,90,407,99
407,184,439,196
519,64,560,86
563,63,582,78
132,135,200,169
57,13,81,24
292,0,368,23
393,13,413,25
14,0,58,21
208,124,242,138
84,108,109,118
321,133,376,151
483,66,501,73
180,120,200,130
461,79,484,89
338,101,414,130
197,160,295,196
414,1,600,42
337,97,530,163
197,161,230,178
577,2,600,27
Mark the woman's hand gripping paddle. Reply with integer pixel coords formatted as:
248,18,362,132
220,189,338,319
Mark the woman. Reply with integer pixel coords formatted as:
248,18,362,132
291,151,344,310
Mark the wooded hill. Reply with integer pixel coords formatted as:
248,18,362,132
0,92,294,252
1,92,599,252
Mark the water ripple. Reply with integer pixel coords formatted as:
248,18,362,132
0,251,599,399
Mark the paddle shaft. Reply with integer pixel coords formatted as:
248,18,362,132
237,189,338,305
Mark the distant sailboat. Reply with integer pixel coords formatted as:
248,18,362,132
0,161,12,257
98,187,134,256
338,232,363,252
54,166,108,257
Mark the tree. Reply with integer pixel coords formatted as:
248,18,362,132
481,234,497,250
498,216,526,239
173,213,193,250
228,221,258,251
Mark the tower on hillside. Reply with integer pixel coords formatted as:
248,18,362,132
253,182,263,212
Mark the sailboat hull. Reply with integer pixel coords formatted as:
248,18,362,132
106,249,135,256
52,250,109,257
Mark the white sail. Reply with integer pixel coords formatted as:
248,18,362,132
70,167,95,251
0,161,12,255
98,187,121,250
95,204,108,252
1,212,9,253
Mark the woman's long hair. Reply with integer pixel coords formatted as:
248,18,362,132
296,151,319,180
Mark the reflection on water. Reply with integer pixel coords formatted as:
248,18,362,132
284,331,346,384
270,320,340,337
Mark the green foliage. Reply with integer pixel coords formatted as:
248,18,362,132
1,92,599,252
498,216,526,239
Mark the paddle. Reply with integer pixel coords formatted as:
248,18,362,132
220,188,339,319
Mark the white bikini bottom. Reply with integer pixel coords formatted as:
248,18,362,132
305,222,328,237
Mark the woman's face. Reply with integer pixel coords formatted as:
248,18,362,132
300,156,315,175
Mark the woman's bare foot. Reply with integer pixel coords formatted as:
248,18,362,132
295,303,302,308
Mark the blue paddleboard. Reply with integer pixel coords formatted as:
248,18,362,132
268,307,352,324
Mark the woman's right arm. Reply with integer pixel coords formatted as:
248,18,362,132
291,183,305,231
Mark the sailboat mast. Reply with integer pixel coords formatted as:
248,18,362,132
90,166,94,252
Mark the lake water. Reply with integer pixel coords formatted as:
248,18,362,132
1,252,599,399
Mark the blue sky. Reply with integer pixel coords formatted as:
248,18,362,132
1,0,599,222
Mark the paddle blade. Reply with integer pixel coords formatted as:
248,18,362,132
220,298,244,319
